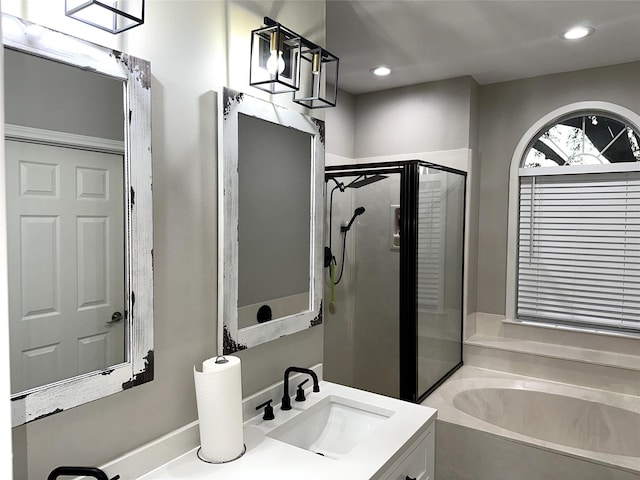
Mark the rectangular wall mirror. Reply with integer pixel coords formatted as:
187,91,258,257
219,88,324,353
3,13,153,426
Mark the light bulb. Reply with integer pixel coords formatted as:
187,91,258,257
266,31,285,76
312,53,321,75
267,50,285,75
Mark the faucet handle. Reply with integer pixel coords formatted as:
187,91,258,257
295,379,309,402
256,399,275,420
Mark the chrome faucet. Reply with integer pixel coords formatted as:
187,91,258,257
281,366,320,410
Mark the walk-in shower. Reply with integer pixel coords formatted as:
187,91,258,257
324,160,466,403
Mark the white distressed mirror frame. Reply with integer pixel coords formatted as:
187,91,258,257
3,13,153,426
219,87,324,354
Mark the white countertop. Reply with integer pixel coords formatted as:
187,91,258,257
137,381,436,480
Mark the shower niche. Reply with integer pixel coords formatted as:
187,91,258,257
325,160,465,403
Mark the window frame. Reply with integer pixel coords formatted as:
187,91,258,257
506,101,640,334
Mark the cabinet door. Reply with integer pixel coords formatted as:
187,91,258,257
384,426,435,480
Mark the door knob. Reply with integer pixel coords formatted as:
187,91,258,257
107,311,123,324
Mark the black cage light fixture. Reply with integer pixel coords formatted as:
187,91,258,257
250,17,340,108
65,0,145,34
250,18,302,94
293,46,339,109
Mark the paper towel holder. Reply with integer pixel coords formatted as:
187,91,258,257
197,444,247,464
215,355,229,364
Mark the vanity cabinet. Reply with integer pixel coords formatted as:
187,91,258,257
378,424,435,480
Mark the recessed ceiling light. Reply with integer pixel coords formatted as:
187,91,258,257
562,26,595,40
370,66,391,77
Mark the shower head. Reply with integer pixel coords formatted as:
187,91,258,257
346,174,388,189
341,206,366,233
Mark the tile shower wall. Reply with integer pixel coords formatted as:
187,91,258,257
351,174,401,397
323,176,356,387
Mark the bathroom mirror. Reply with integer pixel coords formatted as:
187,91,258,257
219,87,324,354
3,13,153,426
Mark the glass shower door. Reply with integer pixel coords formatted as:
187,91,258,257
416,165,465,400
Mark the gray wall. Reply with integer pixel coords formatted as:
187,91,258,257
325,88,356,159
466,81,480,315
354,76,477,158
476,61,640,315
6,1,325,478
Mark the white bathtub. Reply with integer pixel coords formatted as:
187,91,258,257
423,367,640,479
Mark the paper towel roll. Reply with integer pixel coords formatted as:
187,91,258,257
194,355,244,463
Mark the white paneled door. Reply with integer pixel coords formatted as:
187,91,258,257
6,140,125,393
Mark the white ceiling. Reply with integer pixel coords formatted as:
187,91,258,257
326,0,640,94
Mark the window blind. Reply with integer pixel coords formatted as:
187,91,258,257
518,172,640,331
417,175,445,312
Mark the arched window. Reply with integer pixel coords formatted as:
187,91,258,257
508,104,640,333
523,114,640,168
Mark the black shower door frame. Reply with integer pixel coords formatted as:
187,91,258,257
326,160,466,403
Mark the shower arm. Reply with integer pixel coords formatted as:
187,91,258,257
328,177,345,192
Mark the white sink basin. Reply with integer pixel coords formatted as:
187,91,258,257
267,395,394,459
